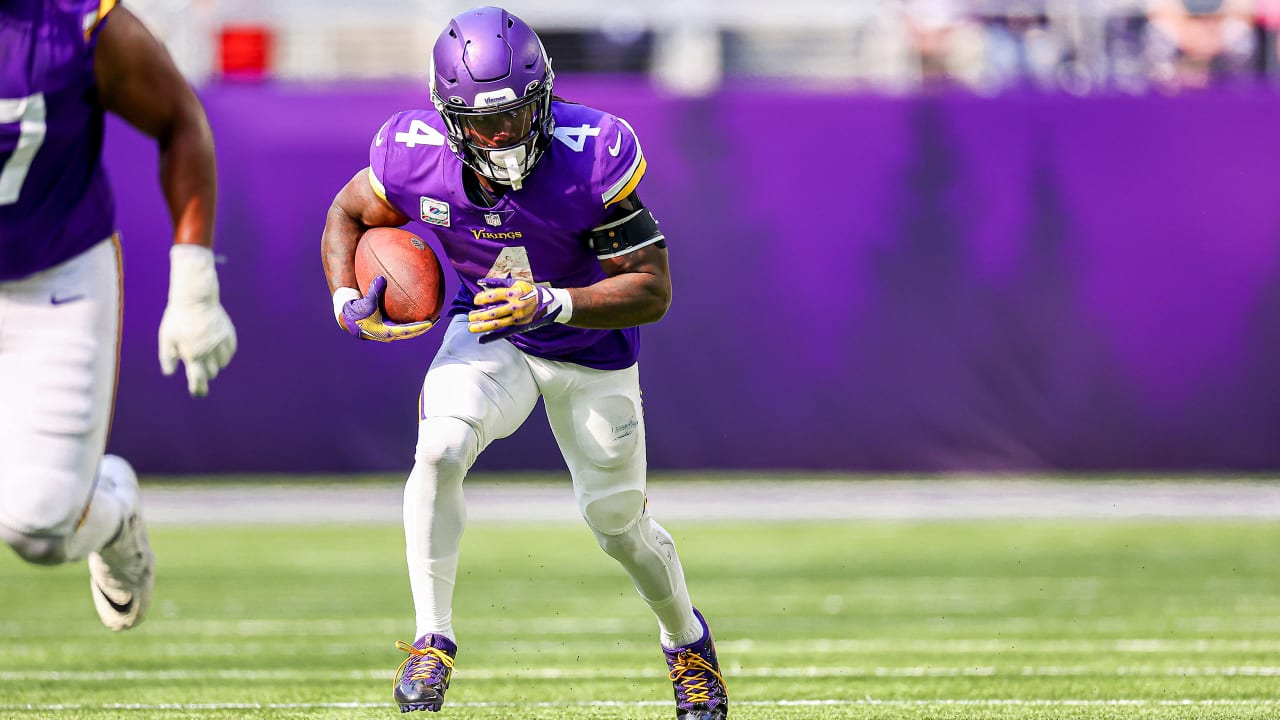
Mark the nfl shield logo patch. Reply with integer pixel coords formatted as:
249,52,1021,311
484,212,503,227
420,196,450,227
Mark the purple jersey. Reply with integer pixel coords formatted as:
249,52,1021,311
0,0,117,281
368,101,649,370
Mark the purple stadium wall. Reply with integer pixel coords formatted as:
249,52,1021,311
102,78,1280,474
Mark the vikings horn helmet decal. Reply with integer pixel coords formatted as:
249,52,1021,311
430,6,556,190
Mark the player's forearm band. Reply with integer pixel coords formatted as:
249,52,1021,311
547,287,573,324
333,287,361,326
588,208,665,259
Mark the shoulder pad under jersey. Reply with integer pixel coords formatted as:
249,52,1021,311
367,109,451,215
592,114,646,209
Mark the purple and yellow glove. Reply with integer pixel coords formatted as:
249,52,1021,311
467,276,573,344
333,275,434,342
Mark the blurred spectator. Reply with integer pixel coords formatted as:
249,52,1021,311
978,5,1070,92
1106,8,1156,93
1254,0,1280,81
1144,0,1259,90
110,0,1280,93
902,0,989,89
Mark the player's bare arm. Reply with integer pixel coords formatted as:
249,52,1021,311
568,192,671,329
96,6,236,397
94,6,215,249
573,253,670,330
323,169,432,342
322,168,410,294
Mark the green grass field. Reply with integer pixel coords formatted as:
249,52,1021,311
3,505,1279,719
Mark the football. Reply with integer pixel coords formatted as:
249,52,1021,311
354,226,446,324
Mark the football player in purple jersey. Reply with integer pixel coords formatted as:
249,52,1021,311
0,1,237,631
320,6,728,718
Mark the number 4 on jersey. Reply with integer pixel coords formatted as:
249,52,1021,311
395,119,445,148
485,246,536,284
553,124,599,153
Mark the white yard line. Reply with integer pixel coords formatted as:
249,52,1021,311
138,477,1280,525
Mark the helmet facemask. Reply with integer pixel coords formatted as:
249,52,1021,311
432,72,555,191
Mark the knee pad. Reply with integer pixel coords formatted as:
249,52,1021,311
415,417,481,477
583,489,645,536
587,492,647,563
574,394,641,470
0,523,70,566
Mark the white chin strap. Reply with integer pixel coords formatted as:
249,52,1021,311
486,146,527,191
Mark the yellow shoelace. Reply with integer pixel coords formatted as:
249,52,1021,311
668,650,728,704
394,640,456,687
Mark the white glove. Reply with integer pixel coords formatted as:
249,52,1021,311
158,244,238,397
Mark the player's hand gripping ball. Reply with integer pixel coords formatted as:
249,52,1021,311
337,227,445,342
339,275,435,342
468,277,566,343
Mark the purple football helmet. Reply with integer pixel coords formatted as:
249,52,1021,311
430,7,555,190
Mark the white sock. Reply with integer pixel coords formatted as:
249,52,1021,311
62,458,131,562
407,552,460,640
655,595,704,649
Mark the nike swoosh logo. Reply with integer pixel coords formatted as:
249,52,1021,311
376,127,386,147
608,132,622,157
94,581,135,614
50,294,85,305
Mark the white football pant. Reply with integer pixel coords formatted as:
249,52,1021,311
405,314,699,647
0,238,130,563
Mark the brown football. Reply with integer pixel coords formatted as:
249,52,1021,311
354,227,446,324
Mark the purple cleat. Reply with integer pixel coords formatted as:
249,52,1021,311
663,608,729,720
393,634,457,713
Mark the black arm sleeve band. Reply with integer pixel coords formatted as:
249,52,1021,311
587,208,666,259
